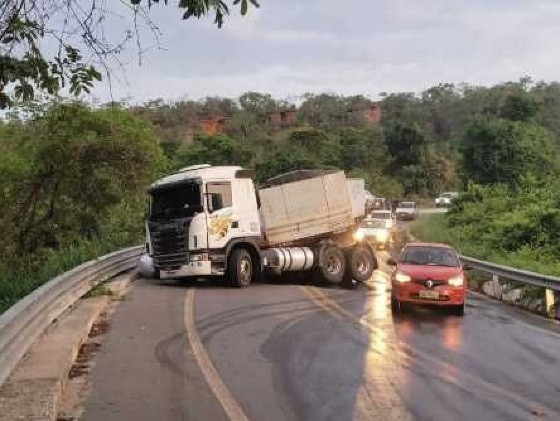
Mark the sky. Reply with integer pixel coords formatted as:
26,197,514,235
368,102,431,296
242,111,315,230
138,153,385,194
91,0,560,104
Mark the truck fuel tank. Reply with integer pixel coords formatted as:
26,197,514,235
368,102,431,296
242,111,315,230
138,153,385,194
261,247,315,272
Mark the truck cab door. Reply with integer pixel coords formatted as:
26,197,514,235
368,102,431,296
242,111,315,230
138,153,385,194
206,181,235,250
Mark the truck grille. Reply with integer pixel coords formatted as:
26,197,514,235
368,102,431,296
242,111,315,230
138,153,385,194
149,219,190,269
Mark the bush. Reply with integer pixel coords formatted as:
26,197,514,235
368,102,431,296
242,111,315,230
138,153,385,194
0,102,166,314
411,178,560,276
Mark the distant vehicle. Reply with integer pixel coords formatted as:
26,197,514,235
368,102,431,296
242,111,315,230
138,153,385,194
387,243,466,315
369,197,386,211
369,210,396,231
354,219,392,250
435,192,459,208
395,201,419,220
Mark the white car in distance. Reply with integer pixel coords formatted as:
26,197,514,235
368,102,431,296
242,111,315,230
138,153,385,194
435,192,458,208
369,210,395,231
354,219,392,250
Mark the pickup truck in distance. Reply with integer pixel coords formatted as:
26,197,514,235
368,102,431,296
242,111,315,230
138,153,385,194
396,201,419,220
144,165,376,288
435,192,458,207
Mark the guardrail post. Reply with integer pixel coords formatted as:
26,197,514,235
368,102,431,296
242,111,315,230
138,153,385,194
545,288,556,319
492,275,502,300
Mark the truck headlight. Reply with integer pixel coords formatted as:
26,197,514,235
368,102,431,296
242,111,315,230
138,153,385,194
354,230,364,241
448,275,464,286
395,272,411,283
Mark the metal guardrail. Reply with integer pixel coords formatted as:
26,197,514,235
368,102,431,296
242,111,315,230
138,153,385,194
460,256,560,292
0,246,143,387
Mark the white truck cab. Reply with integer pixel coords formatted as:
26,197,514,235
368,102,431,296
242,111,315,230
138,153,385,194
147,165,261,280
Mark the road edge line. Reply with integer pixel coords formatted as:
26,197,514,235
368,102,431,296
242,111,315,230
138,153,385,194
184,288,249,421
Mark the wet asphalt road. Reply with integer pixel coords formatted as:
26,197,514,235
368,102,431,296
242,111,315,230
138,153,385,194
82,258,560,421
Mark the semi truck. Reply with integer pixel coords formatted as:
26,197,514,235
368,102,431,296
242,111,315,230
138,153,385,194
144,164,376,287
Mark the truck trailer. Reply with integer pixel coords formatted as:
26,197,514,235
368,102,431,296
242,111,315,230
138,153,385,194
144,165,376,287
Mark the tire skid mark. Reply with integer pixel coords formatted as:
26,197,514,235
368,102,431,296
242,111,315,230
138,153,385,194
303,285,559,419
184,288,250,421
301,286,412,420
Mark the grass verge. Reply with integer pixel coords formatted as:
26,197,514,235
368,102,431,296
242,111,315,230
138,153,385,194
410,214,560,277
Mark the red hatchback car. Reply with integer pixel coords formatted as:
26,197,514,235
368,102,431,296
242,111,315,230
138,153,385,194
388,243,466,316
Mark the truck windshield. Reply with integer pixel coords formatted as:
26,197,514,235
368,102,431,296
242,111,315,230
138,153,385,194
150,182,203,221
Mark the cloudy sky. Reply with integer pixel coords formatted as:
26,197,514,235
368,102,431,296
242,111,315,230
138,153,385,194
93,0,560,103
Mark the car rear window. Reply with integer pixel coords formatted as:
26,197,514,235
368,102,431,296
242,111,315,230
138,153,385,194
400,246,460,267
371,211,391,219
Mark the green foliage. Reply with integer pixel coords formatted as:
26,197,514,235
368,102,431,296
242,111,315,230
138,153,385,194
175,134,251,169
0,0,258,108
254,148,321,183
0,102,166,313
383,121,428,170
412,178,560,276
411,212,560,277
500,92,539,122
461,119,557,187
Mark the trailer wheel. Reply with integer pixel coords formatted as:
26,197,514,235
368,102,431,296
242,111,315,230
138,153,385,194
345,245,375,283
228,248,253,288
319,245,346,285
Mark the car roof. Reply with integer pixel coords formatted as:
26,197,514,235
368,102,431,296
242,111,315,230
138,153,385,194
404,242,456,250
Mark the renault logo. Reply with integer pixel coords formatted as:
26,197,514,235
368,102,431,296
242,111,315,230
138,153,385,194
426,280,434,289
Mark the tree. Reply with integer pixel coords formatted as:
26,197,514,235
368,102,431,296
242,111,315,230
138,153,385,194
461,118,557,188
0,102,166,254
239,92,277,114
383,121,428,172
338,127,385,171
0,0,259,107
254,148,320,183
175,133,251,169
500,92,538,122
298,94,348,127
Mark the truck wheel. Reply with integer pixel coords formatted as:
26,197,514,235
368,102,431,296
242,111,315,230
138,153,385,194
228,248,253,288
345,245,375,283
319,245,346,285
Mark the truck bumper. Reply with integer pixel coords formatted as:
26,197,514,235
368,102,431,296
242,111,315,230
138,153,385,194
160,261,223,279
